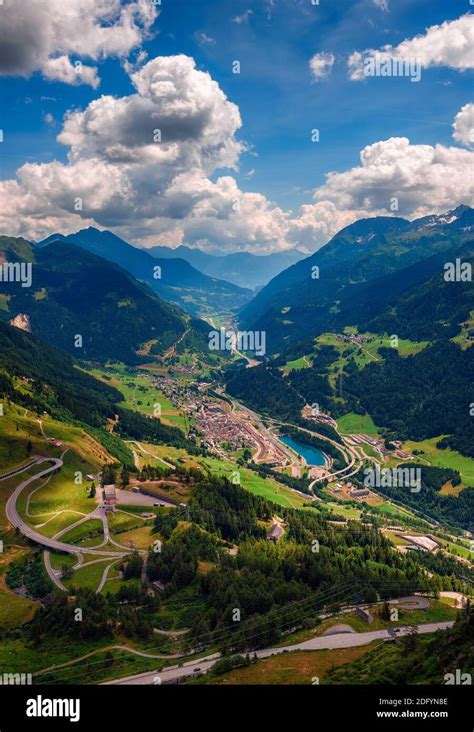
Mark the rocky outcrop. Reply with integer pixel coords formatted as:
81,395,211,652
9,313,31,332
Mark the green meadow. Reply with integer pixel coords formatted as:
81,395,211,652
89,365,187,430
197,455,308,509
403,437,474,487
337,413,379,435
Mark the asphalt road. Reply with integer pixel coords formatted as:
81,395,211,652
0,458,41,481
5,458,126,557
44,549,67,590
104,621,454,686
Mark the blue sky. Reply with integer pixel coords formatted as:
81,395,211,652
0,0,472,251
158,0,472,208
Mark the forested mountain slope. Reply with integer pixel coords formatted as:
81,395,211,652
39,228,252,316
0,321,191,461
241,207,473,353
0,236,210,363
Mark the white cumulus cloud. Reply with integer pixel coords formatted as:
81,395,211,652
0,57,472,254
372,0,389,11
0,54,291,251
309,52,335,81
0,0,158,87
453,102,474,147
349,13,474,81
287,202,363,251
284,133,474,251
311,136,474,220
194,32,216,46
233,10,253,24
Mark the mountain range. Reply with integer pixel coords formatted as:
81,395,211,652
147,244,306,291
225,204,474,488
0,236,210,364
241,205,474,354
38,228,252,318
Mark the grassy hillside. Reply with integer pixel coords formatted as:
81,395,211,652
0,321,194,466
0,400,121,631
89,364,187,431
325,610,474,684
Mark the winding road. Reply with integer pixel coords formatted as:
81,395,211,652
5,458,127,558
103,620,454,685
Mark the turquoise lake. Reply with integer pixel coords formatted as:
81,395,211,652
279,434,326,466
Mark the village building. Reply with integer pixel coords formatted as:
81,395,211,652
103,485,117,508
350,487,371,499
267,523,285,542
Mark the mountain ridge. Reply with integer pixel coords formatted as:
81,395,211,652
147,244,306,290
241,207,474,353
0,235,210,364
37,228,252,317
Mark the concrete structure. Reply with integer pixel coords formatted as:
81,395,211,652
401,535,439,552
355,607,373,624
132,484,183,508
350,487,370,499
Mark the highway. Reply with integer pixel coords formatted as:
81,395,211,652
278,421,361,485
0,458,41,481
5,458,127,558
44,549,67,590
104,621,454,685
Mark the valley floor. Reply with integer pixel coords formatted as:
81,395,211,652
0,353,472,686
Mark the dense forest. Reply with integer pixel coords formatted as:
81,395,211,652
226,364,305,421
225,348,353,425
0,237,193,363
355,460,474,533
344,342,474,457
145,475,465,653
359,257,474,342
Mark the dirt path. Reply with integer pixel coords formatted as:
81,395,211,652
34,643,188,679
129,441,174,469
163,328,190,359
96,559,122,594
